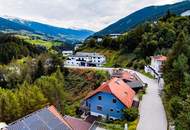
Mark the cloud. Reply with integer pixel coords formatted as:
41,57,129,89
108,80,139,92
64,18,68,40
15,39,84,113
0,0,181,31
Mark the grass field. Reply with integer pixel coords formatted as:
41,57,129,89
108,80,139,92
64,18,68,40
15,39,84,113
16,34,63,49
25,39,63,49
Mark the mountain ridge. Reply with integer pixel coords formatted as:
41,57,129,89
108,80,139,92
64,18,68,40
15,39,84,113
94,0,190,36
0,16,94,42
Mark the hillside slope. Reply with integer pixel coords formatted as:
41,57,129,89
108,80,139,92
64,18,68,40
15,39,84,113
0,16,94,42
94,1,190,36
0,17,33,32
81,15,190,69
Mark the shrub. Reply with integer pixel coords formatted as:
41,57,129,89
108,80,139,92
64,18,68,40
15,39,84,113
123,108,139,121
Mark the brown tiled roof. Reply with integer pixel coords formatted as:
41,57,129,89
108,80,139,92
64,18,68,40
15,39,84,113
85,78,135,108
64,116,92,130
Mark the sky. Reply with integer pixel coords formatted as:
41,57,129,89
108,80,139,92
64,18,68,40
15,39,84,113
0,0,182,31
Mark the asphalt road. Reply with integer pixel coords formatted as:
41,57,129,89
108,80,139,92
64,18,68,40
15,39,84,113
65,66,168,130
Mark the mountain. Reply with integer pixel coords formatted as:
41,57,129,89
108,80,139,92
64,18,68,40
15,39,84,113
0,16,94,42
94,0,190,36
0,17,33,32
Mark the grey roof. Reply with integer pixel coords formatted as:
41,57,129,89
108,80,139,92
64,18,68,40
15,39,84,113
126,81,144,89
7,106,71,130
75,52,104,57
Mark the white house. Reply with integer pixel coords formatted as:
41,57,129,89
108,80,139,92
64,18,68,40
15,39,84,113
74,44,83,51
97,38,103,42
109,34,124,39
145,55,167,78
62,50,73,57
64,52,106,67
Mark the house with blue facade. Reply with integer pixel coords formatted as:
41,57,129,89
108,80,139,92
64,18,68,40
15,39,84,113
83,78,136,120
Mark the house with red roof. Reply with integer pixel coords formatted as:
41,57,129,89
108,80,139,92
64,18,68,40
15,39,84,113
112,70,145,92
83,78,136,120
145,55,167,78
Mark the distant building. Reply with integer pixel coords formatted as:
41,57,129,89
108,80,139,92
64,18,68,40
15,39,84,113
64,52,106,67
62,50,73,57
74,44,83,50
82,78,135,120
109,34,124,39
145,55,167,78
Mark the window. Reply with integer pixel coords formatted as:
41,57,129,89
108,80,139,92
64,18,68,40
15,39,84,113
113,99,117,103
110,109,114,112
98,96,102,100
97,106,102,111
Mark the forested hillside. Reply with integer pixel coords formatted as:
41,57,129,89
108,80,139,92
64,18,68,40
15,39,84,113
94,0,190,36
0,50,109,123
163,31,190,129
81,13,190,70
0,33,46,64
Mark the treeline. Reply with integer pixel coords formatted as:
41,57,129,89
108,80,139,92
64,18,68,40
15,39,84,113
0,53,63,89
83,12,190,69
163,31,190,129
0,61,109,123
0,69,64,123
0,33,46,64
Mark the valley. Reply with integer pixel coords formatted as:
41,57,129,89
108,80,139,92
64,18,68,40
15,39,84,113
0,1,190,130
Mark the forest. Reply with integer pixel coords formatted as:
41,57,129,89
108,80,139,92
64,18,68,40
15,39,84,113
0,33,47,64
0,34,109,123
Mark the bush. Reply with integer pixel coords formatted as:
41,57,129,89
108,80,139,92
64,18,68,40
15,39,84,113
123,108,139,121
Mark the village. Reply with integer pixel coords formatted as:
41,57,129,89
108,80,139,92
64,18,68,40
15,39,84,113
0,46,167,130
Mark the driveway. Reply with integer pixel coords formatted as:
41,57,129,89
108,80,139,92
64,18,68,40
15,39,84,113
135,72,167,130
65,66,168,130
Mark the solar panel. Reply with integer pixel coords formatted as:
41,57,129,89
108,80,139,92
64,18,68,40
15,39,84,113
24,115,39,126
47,117,62,129
38,109,55,123
28,119,49,130
8,121,28,130
7,106,71,130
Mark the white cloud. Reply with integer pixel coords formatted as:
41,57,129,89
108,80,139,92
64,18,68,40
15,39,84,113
0,0,181,31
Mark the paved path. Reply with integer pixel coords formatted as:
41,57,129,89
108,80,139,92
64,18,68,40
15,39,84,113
65,66,168,130
136,72,167,130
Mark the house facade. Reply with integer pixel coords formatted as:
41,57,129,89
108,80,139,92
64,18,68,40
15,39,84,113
83,78,135,120
62,50,73,57
145,55,167,78
64,52,106,67
85,92,126,120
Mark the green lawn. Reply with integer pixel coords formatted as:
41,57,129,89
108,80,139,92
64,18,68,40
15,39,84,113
25,39,63,49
